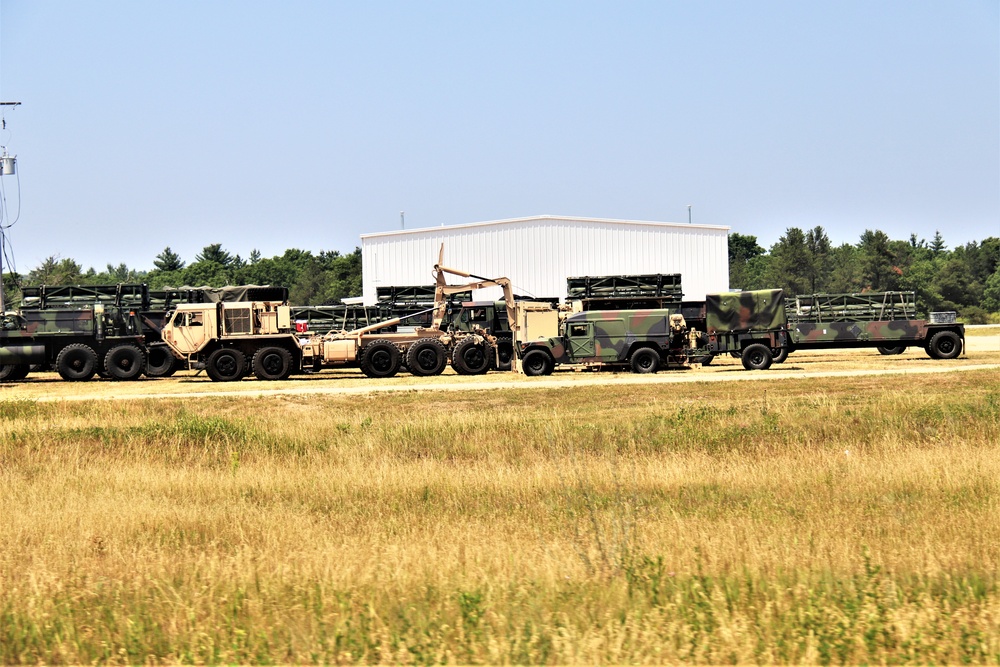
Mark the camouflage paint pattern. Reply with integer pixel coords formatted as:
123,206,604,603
705,289,786,333
790,320,964,346
526,308,688,365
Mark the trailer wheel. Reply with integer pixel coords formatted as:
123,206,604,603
146,344,178,377
771,347,789,364
689,354,713,366
0,364,30,382
629,347,660,374
927,331,962,360
741,344,773,371
253,346,293,381
360,340,401,378
105,344,145,381
877,345,906,356
521,349,554,376
451,338,492,375
205,348,246,382
496,340,513,371
406,339,448,376
56,343,99,381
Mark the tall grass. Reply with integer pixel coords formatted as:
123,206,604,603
1,371,999,663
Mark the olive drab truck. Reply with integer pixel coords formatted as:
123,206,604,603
0,303,147,382
512,289,789,375
159,248,520,381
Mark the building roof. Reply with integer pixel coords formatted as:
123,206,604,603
360,214,729,239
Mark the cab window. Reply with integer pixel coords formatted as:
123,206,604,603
568,323,589,337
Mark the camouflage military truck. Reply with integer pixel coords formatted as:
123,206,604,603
0,304,147,382
514,289,788,375
785,291,965,359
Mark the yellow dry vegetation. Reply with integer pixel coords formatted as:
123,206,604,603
1,369,999,663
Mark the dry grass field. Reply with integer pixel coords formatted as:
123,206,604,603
1,355,999,663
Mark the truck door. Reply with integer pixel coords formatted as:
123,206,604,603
567,322,596,359
167,310,210,354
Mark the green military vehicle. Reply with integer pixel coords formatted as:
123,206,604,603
0,303,147,382
515,289,788,375
785,291,965,359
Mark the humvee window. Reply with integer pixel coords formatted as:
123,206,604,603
568,324,588,337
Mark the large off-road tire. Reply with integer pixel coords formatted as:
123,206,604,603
451,337,493,375
104,344,145,381
360,339,401,378
689,354,713,366
145,344,179,377
771,347,789,364
56,343,99,381
741,343,773,371
252,346,293,381
926,330,962,360
0,364,30,382
205,348,246,382
406,339,448,376
521,349,554,377
629,347,660,374
496,340,514,371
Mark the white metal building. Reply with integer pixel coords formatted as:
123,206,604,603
360,215,730,305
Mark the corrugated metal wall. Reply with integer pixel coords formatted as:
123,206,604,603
361,216,729,304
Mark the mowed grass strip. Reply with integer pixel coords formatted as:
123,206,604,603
1,371,999,664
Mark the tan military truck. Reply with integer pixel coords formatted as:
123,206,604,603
160,250,517,381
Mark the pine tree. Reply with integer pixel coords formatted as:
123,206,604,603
153,247,185,272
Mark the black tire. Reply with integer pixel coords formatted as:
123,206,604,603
876,345,906,356
205,348,246,382
451,337,493,375
146,344,179,377
105,345,145,381
927,330,962,360
252,346,293,381
629,347,660,374
360,339,401,378
771,347,789,364
406,339,448,376
521,349,554,376
741,343,773,371
0,364,29,382
689,354,713,366
729,351,742,359
56,343,99,381
496,340,514,371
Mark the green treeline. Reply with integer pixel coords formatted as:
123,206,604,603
731,228,1000,322
3,228,999,319
4,245,362,307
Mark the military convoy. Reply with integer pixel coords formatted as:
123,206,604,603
0,255,968,383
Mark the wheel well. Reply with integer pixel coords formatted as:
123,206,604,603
626,342,661,359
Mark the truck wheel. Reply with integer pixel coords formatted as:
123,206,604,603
629,347,660,374
146,344,178,377
0,364,30,382
253,346,293,381
926,331,962,360
105,345,145,381
360,340,401,378
876,345,905,356
521,349,554,376
205,348,246,382
771,347,789,364
451,338,492,375
406,339,448,376
689,354,713,366
496,341,513,371
741,344,773,371
56,343,99,381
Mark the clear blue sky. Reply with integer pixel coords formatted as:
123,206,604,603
0,1,997,273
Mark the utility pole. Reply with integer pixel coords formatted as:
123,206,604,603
687,205,692,225
0,102,21,314
400,211,405,229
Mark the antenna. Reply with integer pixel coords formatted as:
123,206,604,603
0,102,22,314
